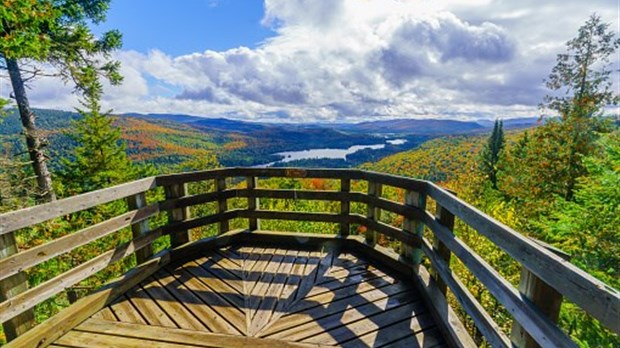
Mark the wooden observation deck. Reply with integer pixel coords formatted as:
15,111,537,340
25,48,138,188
0,168,618,347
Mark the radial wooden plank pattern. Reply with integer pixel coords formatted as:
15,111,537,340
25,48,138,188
52,245,447,347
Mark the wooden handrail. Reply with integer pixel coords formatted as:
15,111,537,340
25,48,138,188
0,168,618,348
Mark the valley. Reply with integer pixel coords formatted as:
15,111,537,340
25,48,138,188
0,109,538,170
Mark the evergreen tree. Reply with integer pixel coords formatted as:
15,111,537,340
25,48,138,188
58,83,136,195
1,0,122,202
542,14,619,119
479,119,504,189
504,15,618,203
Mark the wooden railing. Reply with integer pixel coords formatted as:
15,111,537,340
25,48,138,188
0,168,618,347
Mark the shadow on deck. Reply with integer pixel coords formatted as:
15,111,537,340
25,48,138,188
51,232,450,348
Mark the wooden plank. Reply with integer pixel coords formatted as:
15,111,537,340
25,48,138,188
511,244,571,348
356,312,439,347
246,177,260,231
183,260,245,310
109,294,147,325
237,210,344,224
4,249,170,348
167,229,245,265
422,210,577,347
90,307,116,322
0,177,156,236
264,284,413,339
216,177,230,234
376,326,445,348
427,182,620,333
232,168,364,181
195,254,244,295
0,231,35,341
0,227,164,323
236,188,346,202
401,190,426,265
250,249,299,335
346,236,475,348
359,214,422,247
421,238,511,347
0,203,159,282
264,250,310,328
248,249,289,335
140,274,208,331
164,182,191,247
155,167,237,186
56,330,191,348
163,267,244,335
302,300,431,345
159,190,236,211
127,192,154,264
431,201,455,294
359,170,427,193
365,181,382,246
303,266,391,300
339,179,351,236
236,230,343,250
74,318,327,348
126,285,176,327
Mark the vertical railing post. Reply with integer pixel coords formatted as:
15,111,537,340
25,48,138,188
164,183,191,247
0,232,35,341
431,202,455,294
365,181,382,246
339,178,351,237
511,241,570,348
216,177,229,234
400,190,426,265
246,176,259,231
127,192,153,263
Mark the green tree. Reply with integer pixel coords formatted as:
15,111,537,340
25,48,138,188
541,14,619,200
542,130,620,347
1,0,122,202
479,119,504,189
504,15,618,205
542,14,619,119
57,84,137,195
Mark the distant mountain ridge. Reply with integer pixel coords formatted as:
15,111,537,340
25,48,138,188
123,112,540,135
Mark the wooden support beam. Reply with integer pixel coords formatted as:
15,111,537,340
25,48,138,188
164,183,191,247
400,190,426,265
365,181,382,246
339,178,350,236
511,241,571,348
127,192,153,264
0,232,35,341
246,177,260,231
431,202,455,294
216,177,229,234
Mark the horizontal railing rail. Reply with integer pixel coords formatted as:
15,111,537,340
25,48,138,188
0,167,618,348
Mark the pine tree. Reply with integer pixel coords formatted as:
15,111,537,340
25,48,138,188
479,119,505,189
58,83,136,195
1,0,122,202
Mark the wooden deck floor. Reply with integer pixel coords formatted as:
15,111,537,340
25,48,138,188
50,245,447,347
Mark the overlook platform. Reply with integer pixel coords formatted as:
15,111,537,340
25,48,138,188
1,168,618,348
51,238,447,348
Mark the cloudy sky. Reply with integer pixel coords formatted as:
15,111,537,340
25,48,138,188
2,0,618,122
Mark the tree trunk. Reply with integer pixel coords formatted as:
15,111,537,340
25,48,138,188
6,58,56,202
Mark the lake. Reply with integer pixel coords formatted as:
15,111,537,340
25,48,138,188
254,139,407,167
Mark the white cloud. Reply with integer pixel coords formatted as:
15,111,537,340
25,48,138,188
6,0,618,122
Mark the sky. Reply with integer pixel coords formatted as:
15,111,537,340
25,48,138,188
2,0,619,122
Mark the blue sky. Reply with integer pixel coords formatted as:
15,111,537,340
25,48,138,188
94,0,274,55
4,0,618,122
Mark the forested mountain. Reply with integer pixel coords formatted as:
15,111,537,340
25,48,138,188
1,108,542,171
